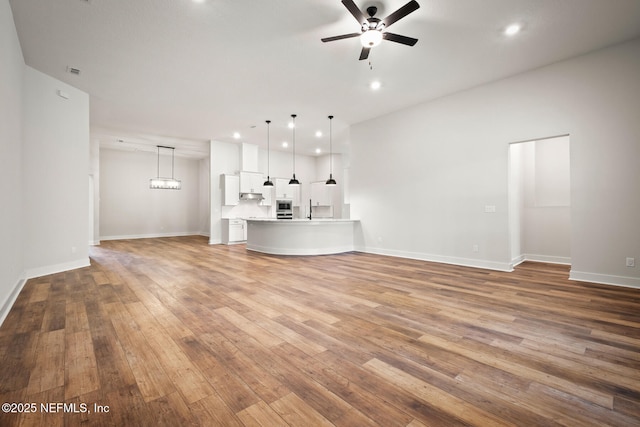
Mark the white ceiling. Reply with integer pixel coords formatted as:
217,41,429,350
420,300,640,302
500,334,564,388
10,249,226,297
9,0,640,158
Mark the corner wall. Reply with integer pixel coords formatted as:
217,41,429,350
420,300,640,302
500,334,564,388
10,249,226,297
351,38,640,287
22,66,91,278
0,0,26,324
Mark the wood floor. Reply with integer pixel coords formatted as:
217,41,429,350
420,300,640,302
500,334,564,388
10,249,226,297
0,236,639,426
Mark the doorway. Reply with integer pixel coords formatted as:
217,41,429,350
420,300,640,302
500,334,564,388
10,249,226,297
509,135,571,268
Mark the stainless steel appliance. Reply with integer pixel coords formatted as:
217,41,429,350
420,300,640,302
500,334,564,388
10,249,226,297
276,199,293,219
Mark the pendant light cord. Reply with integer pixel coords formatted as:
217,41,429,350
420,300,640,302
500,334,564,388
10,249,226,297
292,114,297,175
329,115,333,175
266,120,271,176
156,145,177,179
171,147,175,180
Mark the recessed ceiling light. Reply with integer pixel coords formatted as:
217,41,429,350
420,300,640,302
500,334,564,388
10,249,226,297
504,23,521,36
370,80,381,90
315,131,322,138
282,142,288,148
315,148,322,154
233,132,240,139
192,0,206,3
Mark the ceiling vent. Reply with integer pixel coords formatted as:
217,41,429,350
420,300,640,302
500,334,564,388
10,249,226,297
66,66,81,75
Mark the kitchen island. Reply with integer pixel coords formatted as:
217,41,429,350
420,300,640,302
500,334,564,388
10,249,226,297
245,218,359,255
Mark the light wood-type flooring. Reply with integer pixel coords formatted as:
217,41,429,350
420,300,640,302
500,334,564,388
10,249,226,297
1,236,639,426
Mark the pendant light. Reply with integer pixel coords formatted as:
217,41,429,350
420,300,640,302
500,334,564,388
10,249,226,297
288,114,300,186
150,145,181,190
325,115,337,186
263,120,274,187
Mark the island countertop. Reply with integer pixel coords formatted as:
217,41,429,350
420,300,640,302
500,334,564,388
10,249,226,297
245,218,359,255
244,218,356,223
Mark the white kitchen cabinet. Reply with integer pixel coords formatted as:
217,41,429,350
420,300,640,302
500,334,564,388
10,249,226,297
222,174,239,206
240,171,263,194
261,184,273,206
275,178,300,206
311,181,332,206
221,218,246,244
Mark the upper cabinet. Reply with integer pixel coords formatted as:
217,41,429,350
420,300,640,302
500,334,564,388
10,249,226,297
275,178,300,206
261,184,273,206
239,171,263,194
222,174,239,206
311,181,332,206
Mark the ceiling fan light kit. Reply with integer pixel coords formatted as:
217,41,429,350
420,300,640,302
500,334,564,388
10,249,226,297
322,0,420,60
361,29,383,47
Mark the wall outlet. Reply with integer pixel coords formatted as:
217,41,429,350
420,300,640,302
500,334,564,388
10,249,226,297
626,257,635,267
484,205,496,213
472,244,479,253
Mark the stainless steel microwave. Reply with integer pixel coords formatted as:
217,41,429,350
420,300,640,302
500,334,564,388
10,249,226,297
276,200,292,211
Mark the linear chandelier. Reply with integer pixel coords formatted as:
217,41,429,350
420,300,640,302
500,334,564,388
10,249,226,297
150,145,181,190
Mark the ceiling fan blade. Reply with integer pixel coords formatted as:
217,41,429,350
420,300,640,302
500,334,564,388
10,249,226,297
383,32,418,46
359,47,370,61
341,0,367,25
381,0,420,29
321,32,362,43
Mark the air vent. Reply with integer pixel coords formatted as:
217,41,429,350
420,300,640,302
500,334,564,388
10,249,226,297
66,66,81,75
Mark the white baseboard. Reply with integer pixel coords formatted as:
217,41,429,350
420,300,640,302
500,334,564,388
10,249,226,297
511,254,571,270
1,258,91,327
100,231,203,241
24,258,91,280
522,254,571,265
570,270,640,289
511,255,526,268
356,246,513,272
0,277,27,327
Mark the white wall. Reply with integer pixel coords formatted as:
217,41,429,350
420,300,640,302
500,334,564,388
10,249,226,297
0,0,25,323
22,66,90,278
351,37,640,287
100,148,205,239
89,137,100,245
198,156,210,236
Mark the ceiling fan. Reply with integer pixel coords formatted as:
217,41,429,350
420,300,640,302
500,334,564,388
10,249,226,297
322,0,420,60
